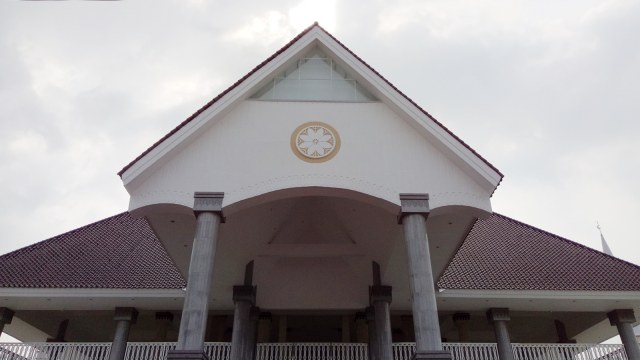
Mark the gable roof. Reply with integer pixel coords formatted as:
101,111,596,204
117,23,503,189
438,213,640,291
0,212,185,289
2,212,638,292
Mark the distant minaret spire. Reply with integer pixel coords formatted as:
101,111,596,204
597,222,613,256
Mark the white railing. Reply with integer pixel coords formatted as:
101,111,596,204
0,342,111,360
256,343,368,360
512,344,627,360
394,343,500,360
0,342,627,360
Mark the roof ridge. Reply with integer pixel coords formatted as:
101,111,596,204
117,23,503,184
492,212,640,270
0,212,130,259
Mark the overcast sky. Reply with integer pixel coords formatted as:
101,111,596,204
1,0,639,267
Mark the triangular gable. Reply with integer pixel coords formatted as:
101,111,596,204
118,23,503,193
438,213,640,291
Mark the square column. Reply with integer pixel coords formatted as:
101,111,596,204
487,308,514,360
608,309,640,360
169,192,224,360
399,194,451,360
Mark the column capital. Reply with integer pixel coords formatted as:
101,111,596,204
193,192,224,217
233,285,256,305
608,309,636,325
487,308,510,323
370,285,392,304
0,307,15,325
114,307,139,324
398,193,429,224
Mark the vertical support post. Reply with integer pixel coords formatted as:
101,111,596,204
0,307,14,334
608,309,640,360
230,286,257,360
399,194,450,360
487,308,514,360
247,307,259,360
366,307,379,360
453,313,470,342
370,286,393,360
109,307,138,360
170,192,224,360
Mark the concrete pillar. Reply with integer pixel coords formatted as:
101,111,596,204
371,286,393,360
247,307,259,360
608,309,640,360
278,316,287,343
109,307,138,360
399,194,450,360
342,315,352,343
366,307,379,360
257,313,272,343
487,308,514,360
453,313,470,342
231,286,257,360
0,307,14,334
156,312,174,341
170,192,224,360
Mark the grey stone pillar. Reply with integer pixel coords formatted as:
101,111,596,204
170,192,224,360
487,308,514,360
109,307,138,360
0,307,14,334
370,286,393,360
230,286,257,360
247,307,259,360
608,309,640,360
366,307,379,360
399,194,450,360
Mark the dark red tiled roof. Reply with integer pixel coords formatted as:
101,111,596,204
118,23,503,183
438,213,640,291
0,212,185,289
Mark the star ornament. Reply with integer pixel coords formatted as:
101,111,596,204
291,122,341,162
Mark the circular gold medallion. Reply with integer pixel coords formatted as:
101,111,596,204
291,122,341,163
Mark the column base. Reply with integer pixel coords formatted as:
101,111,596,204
167,350,210,360
411,351,453,360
